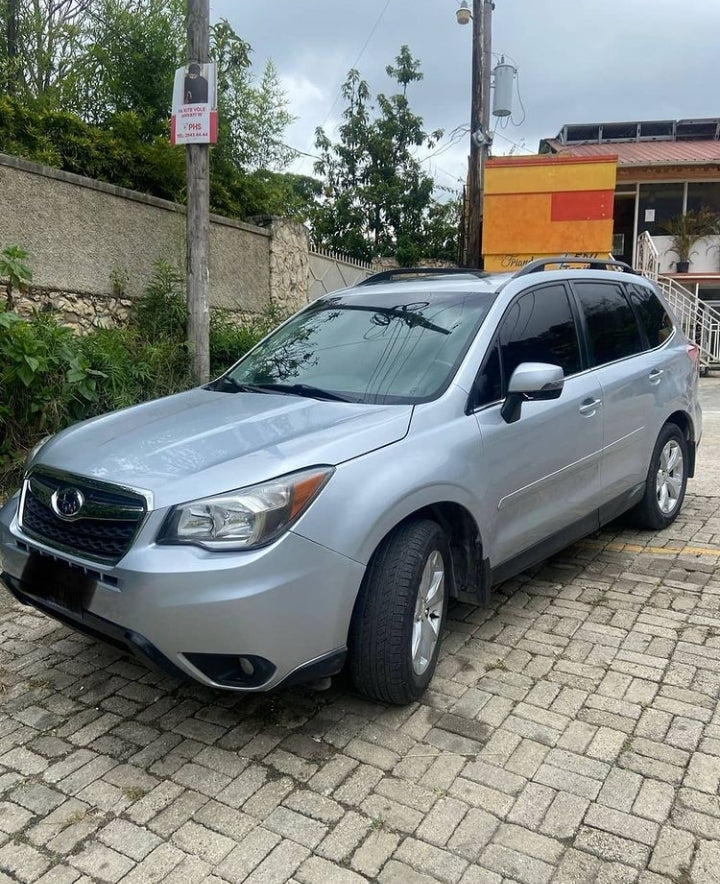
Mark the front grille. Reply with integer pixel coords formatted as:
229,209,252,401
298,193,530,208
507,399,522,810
20,470,147,564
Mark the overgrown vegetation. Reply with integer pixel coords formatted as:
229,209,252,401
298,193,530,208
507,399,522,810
0,1,318,220
0,1,460,260
0,261,280,498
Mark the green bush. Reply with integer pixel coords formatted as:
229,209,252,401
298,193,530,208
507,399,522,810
0,261,285,497
209,304,282,377
0,310,103,489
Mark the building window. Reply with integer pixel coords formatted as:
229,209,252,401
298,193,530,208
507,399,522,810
687,182,720,215
638,183,684,236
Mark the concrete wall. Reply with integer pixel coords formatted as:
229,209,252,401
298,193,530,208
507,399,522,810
654,234,720,274
0,153,271,313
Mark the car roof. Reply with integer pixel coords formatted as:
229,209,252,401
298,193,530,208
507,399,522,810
331,257,643,306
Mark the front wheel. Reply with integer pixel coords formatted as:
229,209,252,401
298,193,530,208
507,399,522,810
348,519,449,705
631,423,688,530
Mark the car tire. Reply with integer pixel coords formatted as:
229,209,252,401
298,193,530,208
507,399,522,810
631,423,688,530
348,519,449,705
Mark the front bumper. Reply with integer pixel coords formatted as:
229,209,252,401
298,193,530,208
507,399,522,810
0,493,364,691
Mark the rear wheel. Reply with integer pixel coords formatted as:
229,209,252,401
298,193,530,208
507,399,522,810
631,423,688,530
348,519,449,705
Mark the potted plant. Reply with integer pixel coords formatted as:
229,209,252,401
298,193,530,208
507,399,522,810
661,207,718,273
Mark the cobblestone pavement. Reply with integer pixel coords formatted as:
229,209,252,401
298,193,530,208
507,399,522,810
1,382,719,884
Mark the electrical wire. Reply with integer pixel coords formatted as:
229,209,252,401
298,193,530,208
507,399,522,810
512,67,527,127
493,130,534,155
418,125,470,163
320,0,393,129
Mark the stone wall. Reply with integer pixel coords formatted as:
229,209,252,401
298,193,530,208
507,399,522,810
250,216,312,313
2,285,132,332
0,153,272,317
0,153,387,333
308,248,374,302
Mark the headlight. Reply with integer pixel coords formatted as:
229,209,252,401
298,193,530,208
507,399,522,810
158,466,334,551
25,435,53,471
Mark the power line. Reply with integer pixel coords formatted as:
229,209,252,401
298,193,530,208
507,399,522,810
492,130,534,154
320,0,392,129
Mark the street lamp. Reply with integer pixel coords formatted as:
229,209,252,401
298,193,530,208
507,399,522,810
457,0,493,268
456,1,472,25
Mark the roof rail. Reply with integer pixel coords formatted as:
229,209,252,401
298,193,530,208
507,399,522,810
358,267,489,286
512,256,637,278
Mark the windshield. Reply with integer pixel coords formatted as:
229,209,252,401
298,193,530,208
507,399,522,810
217,292,494,404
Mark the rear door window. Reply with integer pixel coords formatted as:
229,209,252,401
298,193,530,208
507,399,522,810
573,282,644,366
626,284,674,349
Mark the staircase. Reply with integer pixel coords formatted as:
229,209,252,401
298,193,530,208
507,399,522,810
636,231,720,372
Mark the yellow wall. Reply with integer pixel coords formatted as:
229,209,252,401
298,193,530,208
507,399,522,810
482,156,618,272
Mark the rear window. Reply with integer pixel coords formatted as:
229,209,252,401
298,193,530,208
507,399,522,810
573,282,644,365
627,284,674,349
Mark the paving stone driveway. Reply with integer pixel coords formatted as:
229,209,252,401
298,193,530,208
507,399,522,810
1,381,719,884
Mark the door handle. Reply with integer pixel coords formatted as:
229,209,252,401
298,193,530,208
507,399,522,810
579,398,602,415
649,369,664,383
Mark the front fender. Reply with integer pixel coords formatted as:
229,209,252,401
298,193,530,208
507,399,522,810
291,425,488,567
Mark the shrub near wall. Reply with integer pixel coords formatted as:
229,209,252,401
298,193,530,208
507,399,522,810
0,262,281,498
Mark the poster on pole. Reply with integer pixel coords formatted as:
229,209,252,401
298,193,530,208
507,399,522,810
170,62,218,145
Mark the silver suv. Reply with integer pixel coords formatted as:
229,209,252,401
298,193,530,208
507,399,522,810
0,258,702,704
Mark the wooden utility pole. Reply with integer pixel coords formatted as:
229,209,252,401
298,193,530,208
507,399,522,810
465,0,492,269
186,0,210,383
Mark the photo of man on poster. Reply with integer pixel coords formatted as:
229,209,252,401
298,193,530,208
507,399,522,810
184,63,209,104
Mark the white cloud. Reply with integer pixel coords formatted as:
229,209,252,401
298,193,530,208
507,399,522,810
212,0,720,189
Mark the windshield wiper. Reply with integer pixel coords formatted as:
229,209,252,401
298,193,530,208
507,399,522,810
263,383,352,402
212,377,351,401
210,377,278,394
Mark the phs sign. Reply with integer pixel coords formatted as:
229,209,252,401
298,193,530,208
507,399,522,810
171,62,218,145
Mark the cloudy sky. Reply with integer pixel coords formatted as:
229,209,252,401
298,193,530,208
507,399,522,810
211,0,720,192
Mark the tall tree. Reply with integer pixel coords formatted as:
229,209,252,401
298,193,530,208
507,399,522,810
312,47,452,263
213,20,295,173
67,0,185,136
4,0,94,102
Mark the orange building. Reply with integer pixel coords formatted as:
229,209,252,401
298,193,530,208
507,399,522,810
482,154,617,272
481,118,720,308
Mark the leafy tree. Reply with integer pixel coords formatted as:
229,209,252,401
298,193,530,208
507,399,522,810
2,0,94,102
212,20,295,172
66,0,185,137
420,191,463,263
312,46,455,263
1,5,311,221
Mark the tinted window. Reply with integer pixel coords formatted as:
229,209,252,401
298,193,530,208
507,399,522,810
499,284,582,381
574,282,644,365
474,342,502,407
627,284,673,348
223,294,493,405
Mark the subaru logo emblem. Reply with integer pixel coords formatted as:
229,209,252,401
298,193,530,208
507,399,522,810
51,487,85,521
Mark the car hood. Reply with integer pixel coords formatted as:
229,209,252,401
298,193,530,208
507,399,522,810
35,388,413,508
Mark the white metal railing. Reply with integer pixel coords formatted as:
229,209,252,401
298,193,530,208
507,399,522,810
636,230,660,280
657,275,720,369
635,232,720,369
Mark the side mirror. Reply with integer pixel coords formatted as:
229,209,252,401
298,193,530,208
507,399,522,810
501,362,565,424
